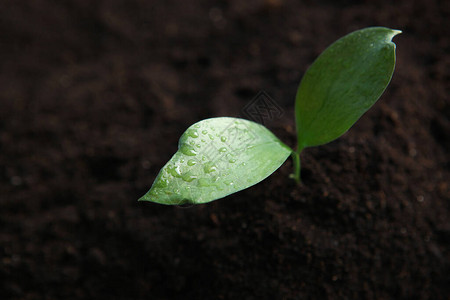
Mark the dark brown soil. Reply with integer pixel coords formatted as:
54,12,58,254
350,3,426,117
1,0,449,299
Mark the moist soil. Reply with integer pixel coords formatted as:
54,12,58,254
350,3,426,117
0,0,449,299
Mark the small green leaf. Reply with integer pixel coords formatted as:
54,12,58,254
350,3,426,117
295,27,401,149
140,117,292,205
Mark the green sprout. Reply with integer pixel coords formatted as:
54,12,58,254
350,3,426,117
140,27,401,205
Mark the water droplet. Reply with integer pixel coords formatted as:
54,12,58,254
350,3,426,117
182,173,197,182
224,180,234,186
198,178,210,187
187,159,197,166
221,136,227,142
154,176,169,188
208,134,215,140
196,144,201,148
186,129,199,138
229,158,236,163
202,130,208,134
241,162,246,166
203,162,217,173
219,147,227,153
167,165,182,178
214,184,224,191
194,124,200,128
246,145,255,150
180,144,197,156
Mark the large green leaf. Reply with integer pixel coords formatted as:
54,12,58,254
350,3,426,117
140,117,292,205
295,27,401,149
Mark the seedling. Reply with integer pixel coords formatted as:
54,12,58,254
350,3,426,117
140,27,400,205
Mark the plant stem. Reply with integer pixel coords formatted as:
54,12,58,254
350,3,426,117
290,151,301,183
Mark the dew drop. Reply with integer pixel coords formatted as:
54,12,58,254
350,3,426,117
180,144,197,156
208,134,215,140
167,165,182,178
187,159,197,166
155,178,169,188
214,184,224,191
202,130,208,134
219,147,227,153
224,180,234,186
186,129,199,138
229,158,236,163
182,173,197,182
203,162,217,173
198,178,210,187
221,136,227,142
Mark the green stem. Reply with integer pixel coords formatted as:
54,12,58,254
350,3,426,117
290,151,301,183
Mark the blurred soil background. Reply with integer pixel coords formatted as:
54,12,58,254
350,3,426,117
0,0,449,299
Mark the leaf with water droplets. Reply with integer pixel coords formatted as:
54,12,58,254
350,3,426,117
295,27,401,149
139,117,292,205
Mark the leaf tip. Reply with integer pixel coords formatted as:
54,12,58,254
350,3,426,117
387,28,402,42
138,191,154,202
137,195,147,202
392,29,402,35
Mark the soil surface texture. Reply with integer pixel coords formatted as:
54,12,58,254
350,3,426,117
1,0,449,299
